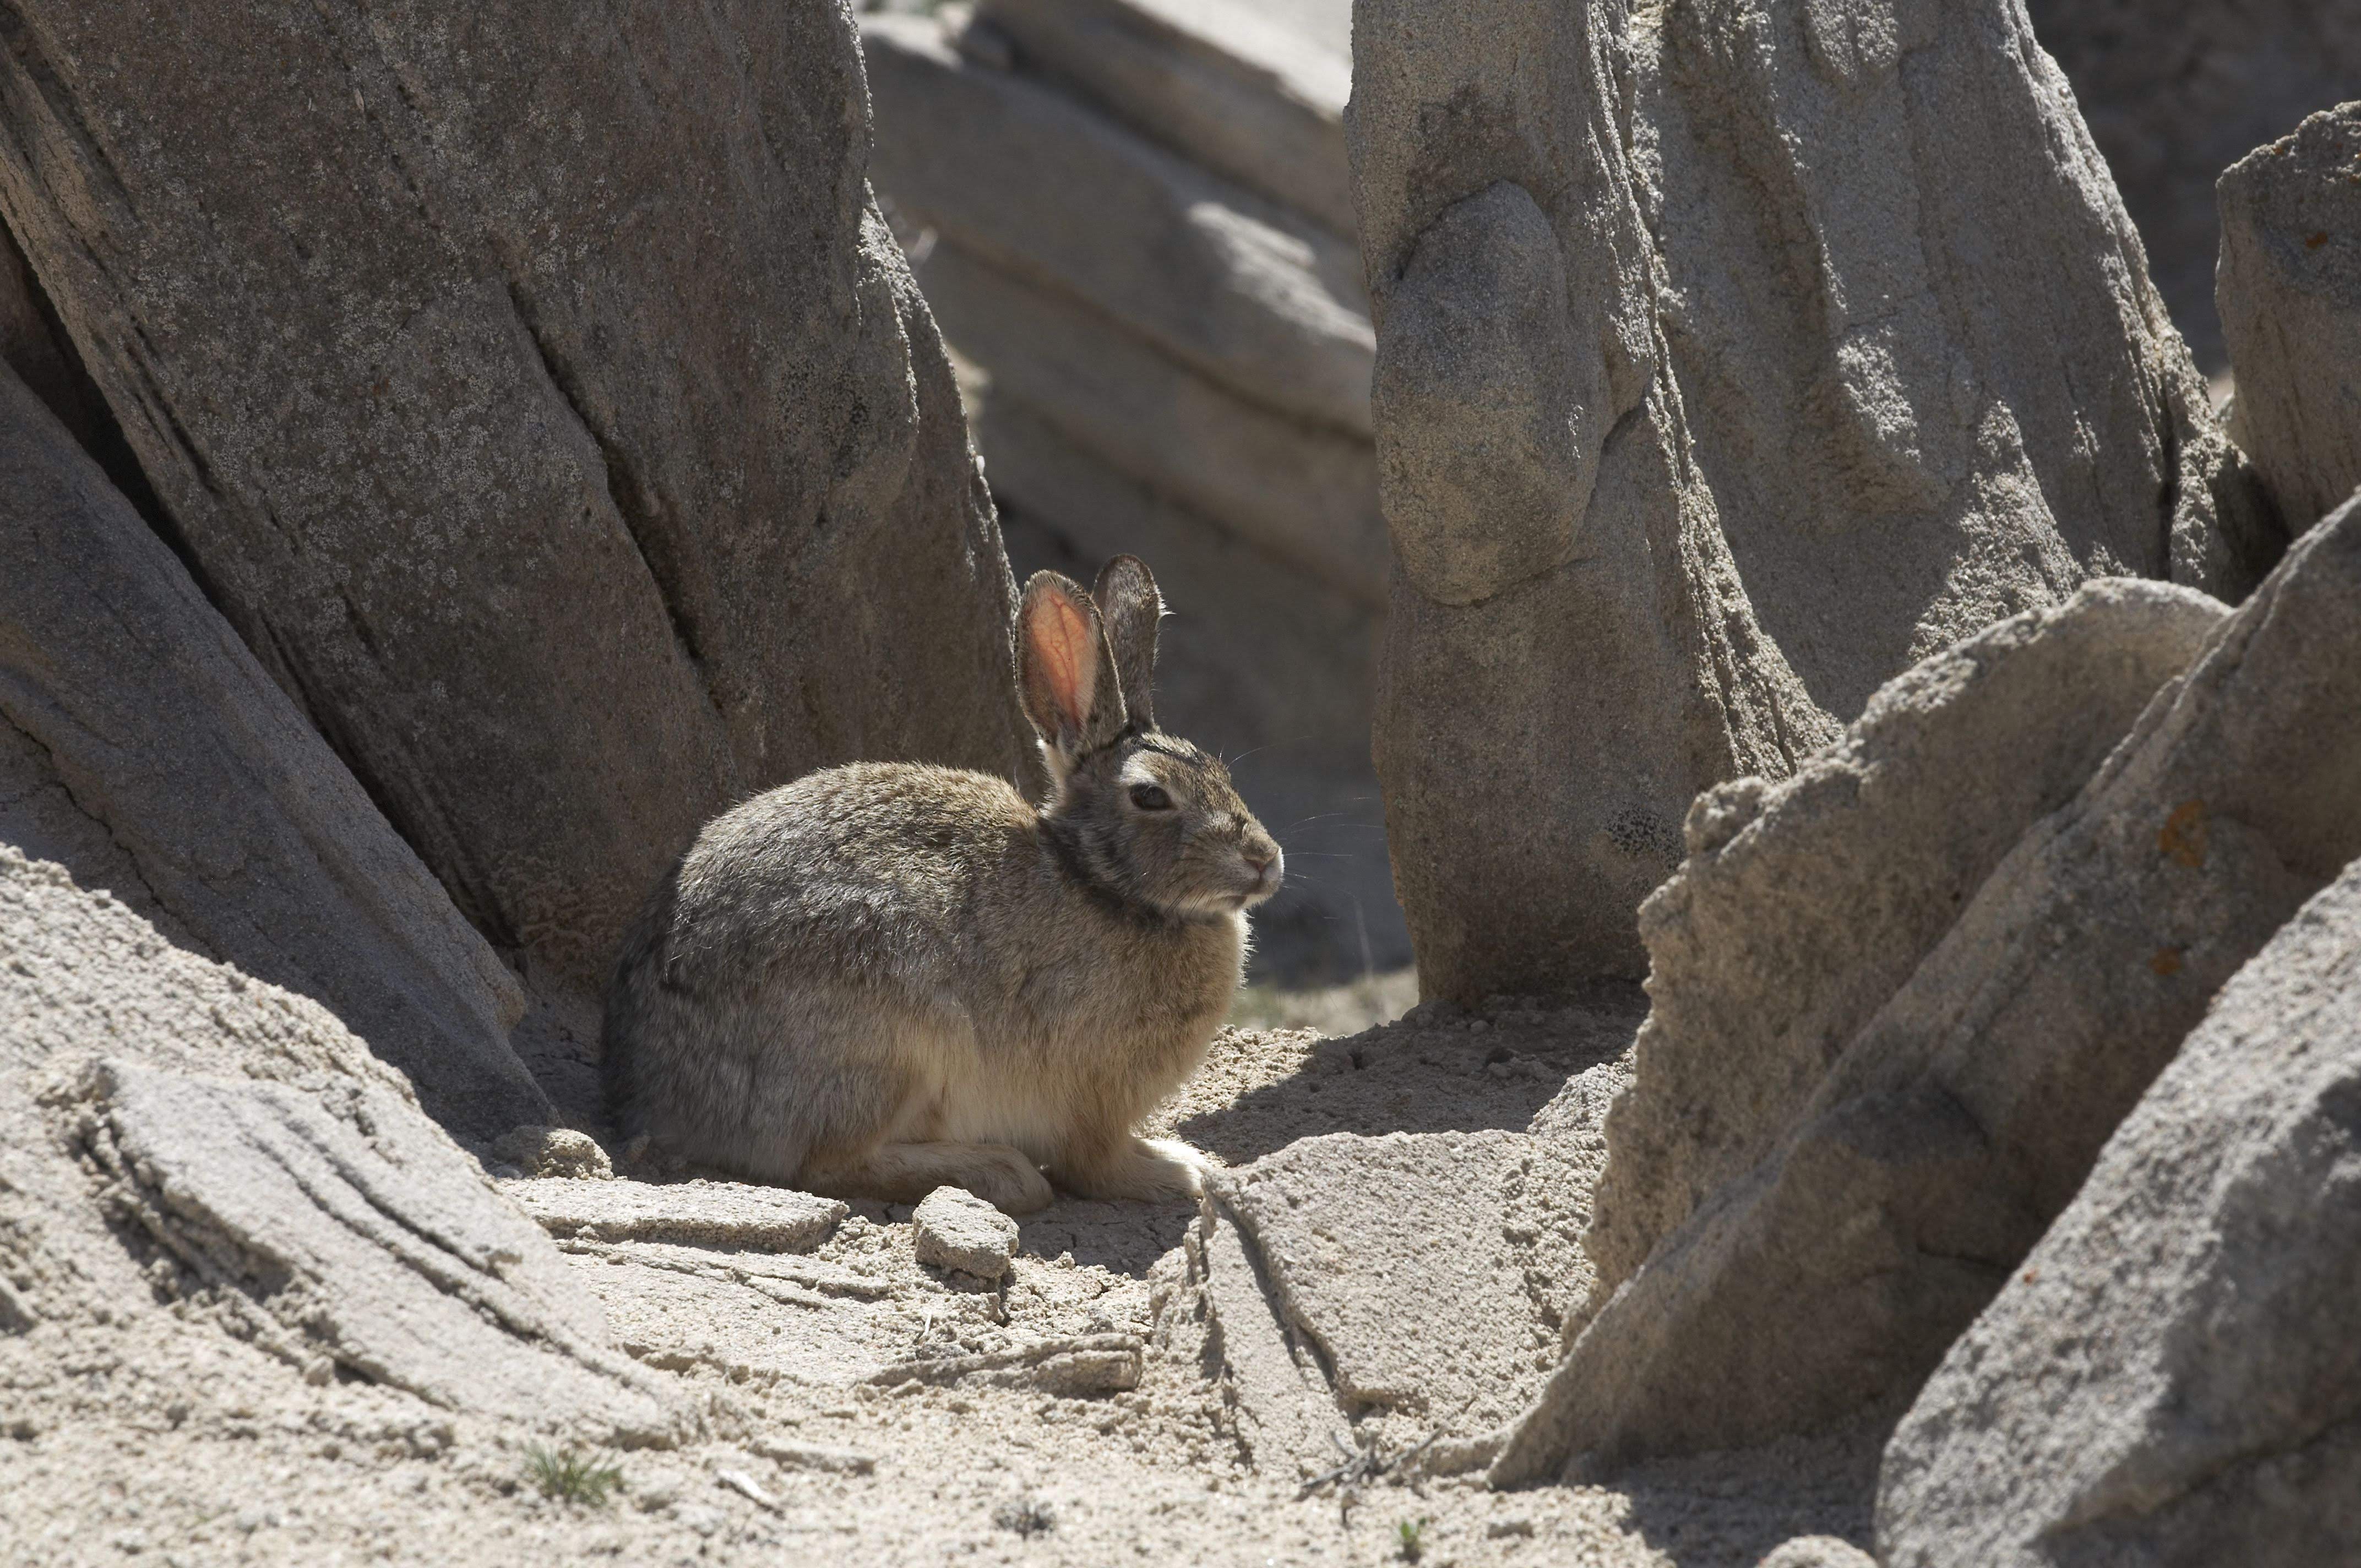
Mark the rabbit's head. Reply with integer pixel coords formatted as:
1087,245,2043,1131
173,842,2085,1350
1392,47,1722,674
1018,557,1283,920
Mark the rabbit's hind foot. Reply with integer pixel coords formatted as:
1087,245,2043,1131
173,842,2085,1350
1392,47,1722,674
1051,1136,1208,1203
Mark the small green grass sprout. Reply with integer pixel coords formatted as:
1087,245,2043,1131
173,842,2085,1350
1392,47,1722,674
1396,1515,1434,1562
524,1443,625,1506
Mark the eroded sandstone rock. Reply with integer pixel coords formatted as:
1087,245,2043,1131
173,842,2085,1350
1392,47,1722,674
0,848,682,1444
0,361,545,1142
975,0,1356,238
912,1186,1022,1282
1349,0,2260,998
2219,101,2361,533
1879,854,2361,1568
2026,0,2361,371
505,1179,845,1254
1582,579,2227,1308
1209,1131,1594,1433
1494,489,2361,1481
0,0,1033,990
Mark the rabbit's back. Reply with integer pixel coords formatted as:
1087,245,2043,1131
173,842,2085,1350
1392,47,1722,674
603,763,1039,1172
662,763,1033,992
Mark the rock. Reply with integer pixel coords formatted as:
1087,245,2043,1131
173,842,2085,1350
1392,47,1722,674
1209,1131,1597,1431
864,1334,1145,1396
921,244,1386,607
1878,855,2361,1567
0,361,546,1143
1759,1538,1878,1568
0,225,112,460
911,1186,1022,1281
975,0,1356,238
0,0,1034,990
505,1179,846,1254
0,847,682,1443
863,11,1373,440
2219,101,2361,532
748,1439,879,1477
1494,488,2361,1481
2025,0,2361,371
1582,580,2227,1306
1348,0,2260,997
1181,1194,1353,1476
491,1126,613,1182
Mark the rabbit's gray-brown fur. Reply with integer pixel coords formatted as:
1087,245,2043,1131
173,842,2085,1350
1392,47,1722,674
602,557,1282,1213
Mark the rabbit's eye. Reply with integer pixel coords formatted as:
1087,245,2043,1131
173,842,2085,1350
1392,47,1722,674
1128,784,1174,812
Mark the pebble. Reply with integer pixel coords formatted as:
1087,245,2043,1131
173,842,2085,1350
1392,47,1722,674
911,1186,1019,1281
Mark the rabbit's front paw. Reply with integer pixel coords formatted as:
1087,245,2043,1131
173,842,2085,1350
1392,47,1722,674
954,1145,1056,1215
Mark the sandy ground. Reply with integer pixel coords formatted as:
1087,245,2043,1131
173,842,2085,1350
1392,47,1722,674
0,993,1881,1568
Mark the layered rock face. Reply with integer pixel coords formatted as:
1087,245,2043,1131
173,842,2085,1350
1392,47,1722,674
1579,580,2228,1311
1879,853,2361,1567
2025,0,2361,372
0,1,1034,997
1349,0,2260,1001
861,0,1407,980
2218,102,2361,534
0,848,684,1443
0,361,546,1143
1498,489,2361,1482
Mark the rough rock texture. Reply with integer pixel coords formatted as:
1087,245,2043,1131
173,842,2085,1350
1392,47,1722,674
1209,1130,1596,1432
505,1180,846,1254
0,848,683,1443
2025,0,2361,372
2219,101,2361,532
911,1187,1022,1281
1759,1539,1879,1568
0,361,545,1143
1495,488,2361,1481
1878,856,2361,1568
1177,1194,1352,1476
0,1,1033,990
1349,0,2261,998
866,1333,1144,1396
975,0,1356,238
1583,580,2227,1305
1157,1016,1638,1486
862,2,1408,983
2,990,1874,1564
920,243,1383,604
488,1125,613,1181
864,12,1370,445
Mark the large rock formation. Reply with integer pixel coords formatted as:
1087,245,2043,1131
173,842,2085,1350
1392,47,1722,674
0,848,684,1443
1348,0,2262,1000
1495,488,2361,1481
0,1,1034,993
2024,0,2361,372
1581,580,2227,1310
1879,853,2361,1567
977,0,1357,239
861,2,1408,982
2218,101,2361,534
0,361,545,1143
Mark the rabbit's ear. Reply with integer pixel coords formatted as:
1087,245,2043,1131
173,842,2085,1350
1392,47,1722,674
1020,570,1127,771
1092,556,1161,732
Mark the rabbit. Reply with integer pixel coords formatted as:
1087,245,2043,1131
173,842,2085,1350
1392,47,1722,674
601,556,1283,1213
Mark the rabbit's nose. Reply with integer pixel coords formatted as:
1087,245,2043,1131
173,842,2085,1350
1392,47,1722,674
1242,845,1276,874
